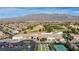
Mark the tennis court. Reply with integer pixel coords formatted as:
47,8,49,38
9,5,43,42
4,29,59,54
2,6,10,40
38,44,50,51
53,44,68,51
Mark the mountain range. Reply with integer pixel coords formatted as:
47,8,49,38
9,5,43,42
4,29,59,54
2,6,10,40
0,14,79,22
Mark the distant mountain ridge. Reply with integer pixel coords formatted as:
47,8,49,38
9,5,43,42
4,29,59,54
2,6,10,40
0,13,79,22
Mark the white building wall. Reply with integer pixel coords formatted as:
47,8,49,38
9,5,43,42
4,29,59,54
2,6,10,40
12,36,24,40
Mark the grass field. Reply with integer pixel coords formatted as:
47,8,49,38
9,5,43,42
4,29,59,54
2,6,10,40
37,44,50,51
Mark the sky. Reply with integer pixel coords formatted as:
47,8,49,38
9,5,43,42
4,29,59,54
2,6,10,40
0,7,79,18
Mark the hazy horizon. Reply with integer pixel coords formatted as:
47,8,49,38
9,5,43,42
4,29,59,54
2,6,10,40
0,7,79,18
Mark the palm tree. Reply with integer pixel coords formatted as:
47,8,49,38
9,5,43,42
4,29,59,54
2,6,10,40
63,31,73,41
63,32,74,50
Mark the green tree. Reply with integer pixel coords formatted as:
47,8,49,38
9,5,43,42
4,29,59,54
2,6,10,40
24,31,27,34
71,28,78,34
43,24,52,32
27,25,33,30
63,32,73,41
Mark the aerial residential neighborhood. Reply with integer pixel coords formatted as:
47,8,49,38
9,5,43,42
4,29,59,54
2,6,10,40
0,7,79,51
0,21,78,51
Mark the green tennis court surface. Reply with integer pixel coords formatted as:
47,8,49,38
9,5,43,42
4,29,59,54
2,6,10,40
53,44,68,51
38,44,50,51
